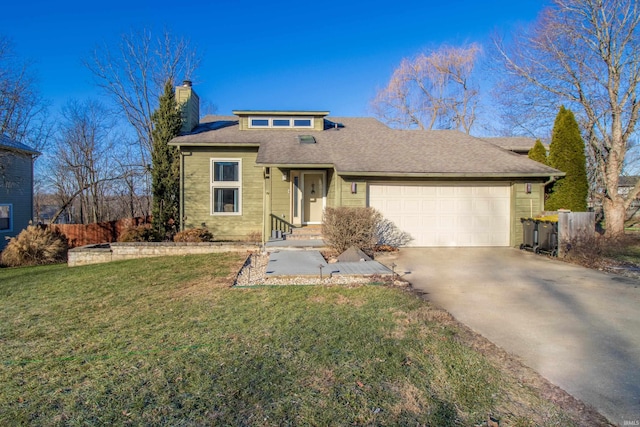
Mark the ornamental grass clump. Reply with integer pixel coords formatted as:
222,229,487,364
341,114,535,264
0,225,68,267
118,224,158,242
173,228,214,243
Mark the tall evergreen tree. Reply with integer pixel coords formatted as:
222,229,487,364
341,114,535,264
527,139,547,164
545,106,588,212
151,80,182,239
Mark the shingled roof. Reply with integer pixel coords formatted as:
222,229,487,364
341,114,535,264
0,134,40,155
170,116,562,178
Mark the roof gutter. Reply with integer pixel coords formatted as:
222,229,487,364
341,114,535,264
255,163,335,168
169,142,261,148
335,171,566,179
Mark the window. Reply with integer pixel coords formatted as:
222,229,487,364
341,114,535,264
250,118,269,127
294,119,311,127
248,116,314,129
211,159,241,214
0,205,11,231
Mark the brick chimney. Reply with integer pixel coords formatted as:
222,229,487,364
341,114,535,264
175,80,200,133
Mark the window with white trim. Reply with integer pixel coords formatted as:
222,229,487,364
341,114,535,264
249,117,314,129
211,159,242,214
0,204,11,231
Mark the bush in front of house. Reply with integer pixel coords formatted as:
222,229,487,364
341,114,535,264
118,224,158,242
322,207,382,256
173,228,214,243
545,106,589,212
528,139,548,164
1,225,69,267
375,217,413,248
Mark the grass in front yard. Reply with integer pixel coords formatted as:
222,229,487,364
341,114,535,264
1,254,578,426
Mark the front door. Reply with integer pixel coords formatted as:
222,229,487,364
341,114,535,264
302,172,324,224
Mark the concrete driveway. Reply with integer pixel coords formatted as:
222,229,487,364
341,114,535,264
386,247,640,425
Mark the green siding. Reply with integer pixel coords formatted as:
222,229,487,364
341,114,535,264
270,168,291,225
511,181,545,247
339,176,367,207
326,169,337,207
237,113,325,131
238,116,249,130
179,148,548,246
181,147,263,241
175,86,199,133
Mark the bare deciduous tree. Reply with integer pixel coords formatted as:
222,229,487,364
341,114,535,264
494,0,640,237
372,44,481,134
0,35,51,150
85,28,200,167
0,35,50,189
49,100,123,224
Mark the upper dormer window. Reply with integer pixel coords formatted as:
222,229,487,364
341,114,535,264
251,119,269,127
249,117,314,129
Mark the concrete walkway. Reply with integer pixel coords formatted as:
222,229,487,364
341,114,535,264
266,250,391,277
383,247,640,426
265,239,327,250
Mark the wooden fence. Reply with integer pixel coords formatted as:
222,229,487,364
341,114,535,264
48,217,151,248
556,211,596,257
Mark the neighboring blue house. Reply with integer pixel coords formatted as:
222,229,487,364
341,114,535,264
0,134,40,251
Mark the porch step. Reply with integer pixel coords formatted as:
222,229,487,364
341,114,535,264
286,225,323,240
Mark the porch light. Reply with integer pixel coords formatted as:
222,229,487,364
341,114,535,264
282,171,289,181
351,182,357,194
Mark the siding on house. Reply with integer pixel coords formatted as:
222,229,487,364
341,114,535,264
339,176,367,208
325,169,336,208
179,149,547,246
0,152,34,250
237,113,326,131
511,181,545,247
180,146,262,241
176,84,200,133
269,167,291,232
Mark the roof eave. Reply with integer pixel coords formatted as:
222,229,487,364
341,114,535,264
255,162,335,168
0,145,41,156
335,171,566,179
169,141,261,148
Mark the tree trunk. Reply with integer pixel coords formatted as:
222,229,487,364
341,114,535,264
603,196,626,238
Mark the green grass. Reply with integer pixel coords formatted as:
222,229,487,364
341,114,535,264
0,254,577,426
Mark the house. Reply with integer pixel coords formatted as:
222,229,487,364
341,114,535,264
618,176,640,221
0,134,40,251
618,176,640,200
169,83,563,247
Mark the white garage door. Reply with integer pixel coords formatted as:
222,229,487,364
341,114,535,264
369,183,511,247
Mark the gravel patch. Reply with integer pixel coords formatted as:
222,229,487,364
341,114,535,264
234,253,406,287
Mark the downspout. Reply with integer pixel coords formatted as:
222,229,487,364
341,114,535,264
31,151,41,224
262,168,266,246
542,175,560,213
180,149,185,231
544,175,559,187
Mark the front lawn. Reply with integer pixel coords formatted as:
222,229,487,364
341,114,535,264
0,254,592,425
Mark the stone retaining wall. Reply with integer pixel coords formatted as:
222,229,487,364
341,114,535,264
68,242,260,267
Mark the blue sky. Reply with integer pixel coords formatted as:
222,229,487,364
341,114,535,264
2,1,546,118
